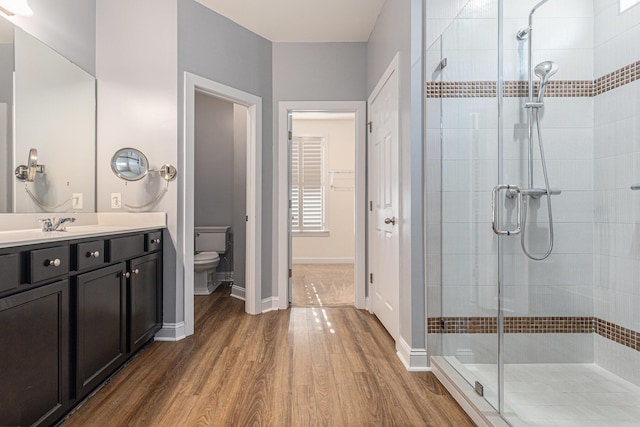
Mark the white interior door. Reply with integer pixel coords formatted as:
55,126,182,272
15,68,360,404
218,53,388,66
369,64,400,341
287,112,294,304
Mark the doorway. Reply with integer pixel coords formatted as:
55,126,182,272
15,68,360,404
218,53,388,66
182,73,262,339
276,101,366,310
289,112,356,307
193,92,247,301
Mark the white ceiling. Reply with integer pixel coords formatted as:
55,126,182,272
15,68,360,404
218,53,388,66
194,0,386,42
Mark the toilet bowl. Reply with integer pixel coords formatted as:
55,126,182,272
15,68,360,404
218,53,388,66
193,226,230,295
194,251,220,295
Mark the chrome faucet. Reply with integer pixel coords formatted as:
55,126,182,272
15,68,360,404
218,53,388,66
39,217,76,232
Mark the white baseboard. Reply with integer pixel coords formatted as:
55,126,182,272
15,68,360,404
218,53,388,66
261,296,279,313
154,322,186,341
231,285,245,301
396,337,430,372
292,257,354,264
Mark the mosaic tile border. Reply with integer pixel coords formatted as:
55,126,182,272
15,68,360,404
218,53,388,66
594,318,640,352
428,316,640,353
425,81,594,98
594,60,640,96
426,60,640,99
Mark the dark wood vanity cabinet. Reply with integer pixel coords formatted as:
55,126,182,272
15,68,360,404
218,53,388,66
75,263,127,400
0,229,163,426
128,252,162,354
0,279,69,427
73,232,163,402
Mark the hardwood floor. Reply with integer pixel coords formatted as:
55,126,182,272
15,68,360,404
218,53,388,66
63,288,474,426
292,264,354,307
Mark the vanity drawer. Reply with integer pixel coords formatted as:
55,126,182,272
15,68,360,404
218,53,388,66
145,231,162,252
30,246,69,284
0,254,19,294
76,240,105,271
107,235,145,262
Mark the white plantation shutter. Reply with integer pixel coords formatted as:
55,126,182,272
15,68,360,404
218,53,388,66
291,136,326,232
291,138,300,229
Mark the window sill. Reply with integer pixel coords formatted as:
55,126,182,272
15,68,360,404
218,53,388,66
292,231,330,237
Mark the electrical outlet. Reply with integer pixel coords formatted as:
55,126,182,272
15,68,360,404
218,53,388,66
111,193,122,209
72,193,83,209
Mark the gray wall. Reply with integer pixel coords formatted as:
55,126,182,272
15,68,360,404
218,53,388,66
367,0,426,351
12,0,96,75
194,93,234,227
272,42,367,102
178,0,273,298
194,93,247,281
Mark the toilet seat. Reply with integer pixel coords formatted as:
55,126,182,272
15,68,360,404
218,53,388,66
194,252,219,263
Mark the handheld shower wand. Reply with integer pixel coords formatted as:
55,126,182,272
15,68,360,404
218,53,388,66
534,61,559,103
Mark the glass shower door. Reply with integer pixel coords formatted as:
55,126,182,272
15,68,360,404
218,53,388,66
438,0,502,412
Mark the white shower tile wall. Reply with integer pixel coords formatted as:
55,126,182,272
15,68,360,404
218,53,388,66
496,0,595,364
593,0,640,384
437,0,596,361
426,0,640,398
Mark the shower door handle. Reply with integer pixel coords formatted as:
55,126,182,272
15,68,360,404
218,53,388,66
492,184,522,236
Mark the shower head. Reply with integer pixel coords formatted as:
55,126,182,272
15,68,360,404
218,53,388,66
534,61,559,102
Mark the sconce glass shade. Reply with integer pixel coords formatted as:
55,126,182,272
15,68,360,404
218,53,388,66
0,0,33,16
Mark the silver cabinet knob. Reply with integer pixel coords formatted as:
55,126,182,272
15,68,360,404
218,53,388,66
384,217,397,225
46,258,61,267
125,269,139,279
150,238,160,244
87,251,100,258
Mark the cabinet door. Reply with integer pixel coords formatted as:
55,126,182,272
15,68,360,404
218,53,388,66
128,253,162,353
0,280,69,427
76,263,126,400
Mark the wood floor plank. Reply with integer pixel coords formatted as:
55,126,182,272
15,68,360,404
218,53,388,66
62,288,474,427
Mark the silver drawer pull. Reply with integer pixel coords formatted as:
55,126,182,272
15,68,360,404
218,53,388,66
86,251,100,258
133,269,140,275
492,184,522,236
125,272,131,279
150,238,160,244
46,258,61,267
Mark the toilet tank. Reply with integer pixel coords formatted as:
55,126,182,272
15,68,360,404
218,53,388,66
195,226,230,253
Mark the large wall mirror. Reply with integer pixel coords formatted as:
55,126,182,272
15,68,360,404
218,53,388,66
0,18,96,213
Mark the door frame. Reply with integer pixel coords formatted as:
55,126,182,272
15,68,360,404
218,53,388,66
367,53,400,337
183,72,262,337
275,101,367,309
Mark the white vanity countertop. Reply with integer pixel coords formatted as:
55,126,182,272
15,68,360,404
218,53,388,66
0,213,166,248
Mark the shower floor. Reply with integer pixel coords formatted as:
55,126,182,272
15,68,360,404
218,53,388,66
448,358,640,426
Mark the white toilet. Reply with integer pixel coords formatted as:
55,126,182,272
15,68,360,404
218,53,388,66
194,226,230,295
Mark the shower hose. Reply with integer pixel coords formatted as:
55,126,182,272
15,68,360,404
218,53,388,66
521,108,554,261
